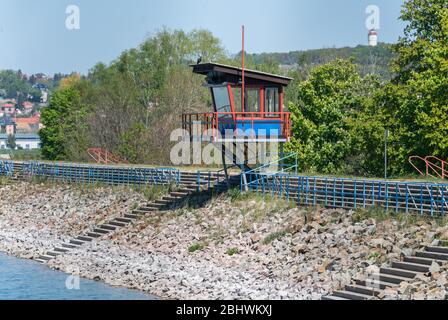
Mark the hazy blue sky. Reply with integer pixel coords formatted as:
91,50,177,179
0,0,405,75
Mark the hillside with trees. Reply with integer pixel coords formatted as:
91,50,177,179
245,42,395,80
38,0,447,178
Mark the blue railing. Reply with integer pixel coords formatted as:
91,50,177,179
243,174,448,216
0,161,14,177
17,162,181,187
241,152,299,192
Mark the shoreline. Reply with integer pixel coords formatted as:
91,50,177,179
1,181,447,300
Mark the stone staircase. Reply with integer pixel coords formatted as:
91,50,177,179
323,240,448,300
35,171,240,264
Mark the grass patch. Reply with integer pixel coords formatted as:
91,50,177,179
226,248,239,256
352,206,448,227
188,242,207,253
0,149,43,161
136,185,169,201
263,231,287,245
0,176,11,185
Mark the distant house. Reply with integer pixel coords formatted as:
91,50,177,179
0,133,41,150
40,91,48,103
12,115,42,134
2,103,16,116
0,116,16,135
22,101,34,114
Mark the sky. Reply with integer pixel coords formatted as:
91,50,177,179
0,0,405,75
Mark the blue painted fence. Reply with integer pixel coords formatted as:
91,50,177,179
245,173,448,216
1,161,181,187
0,161,14,177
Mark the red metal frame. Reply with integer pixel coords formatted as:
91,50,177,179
87,148,128,165
182,112,291,142
409,155,447,180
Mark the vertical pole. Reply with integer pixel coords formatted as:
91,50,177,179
384,129,389,180
242,25,245,114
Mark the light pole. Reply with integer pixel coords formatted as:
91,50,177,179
384,129,389,180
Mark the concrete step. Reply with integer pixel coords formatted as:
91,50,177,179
86,232,103,238
140,205,164,210
93,228,110,235
38,255,54,261
124,213,139,219
181,185,200,191
380,267,418,279
392,261,430,273
404,255,444,266
415,250,448,261
46,251,61,257
345,284,381,297
355,279,399,290
333,290,373,300
162,196,183,201
322,295,349,301
62,243,78,249
109,221,127,227
154,199,173,205
69,239,84,246
53,247,70,253
372,273,412,285
170,192,189,197
425,246,448,255
100,224,117,231
133,209,155,215
115,217,133,223
77,235,94,242
35,259,46,264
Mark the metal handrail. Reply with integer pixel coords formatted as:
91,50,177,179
242,153,299,191
409,155,447,180
425,156,447,180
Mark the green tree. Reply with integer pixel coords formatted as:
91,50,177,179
6,134,16,150
380,0,448,175
39,80,91,161
286,60,382,175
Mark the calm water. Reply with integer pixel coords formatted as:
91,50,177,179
0,252,154,300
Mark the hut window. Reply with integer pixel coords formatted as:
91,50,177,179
265,87,279,117
244,88,261,116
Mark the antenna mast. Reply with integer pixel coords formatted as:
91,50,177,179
241,25,245,113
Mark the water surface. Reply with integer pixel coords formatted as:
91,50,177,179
0,252,154,300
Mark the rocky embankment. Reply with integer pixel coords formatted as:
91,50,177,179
0,181,447,300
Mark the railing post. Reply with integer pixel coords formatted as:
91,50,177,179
333,179,336,208
430,185,434,217
362,180,366,208
442,186,445,216
354,180,357,209
385,181,389,212
208,171,211,193
395,183,399,213
405,184,409,214
420,185,424,216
